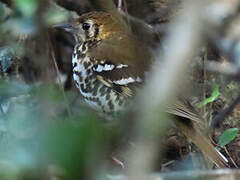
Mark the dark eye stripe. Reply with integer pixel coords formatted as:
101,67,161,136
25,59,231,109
94,27,99,38
85,30,90,39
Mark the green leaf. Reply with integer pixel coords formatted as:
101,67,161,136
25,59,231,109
198,84,219,107
218,128,238,146
13,0,38,17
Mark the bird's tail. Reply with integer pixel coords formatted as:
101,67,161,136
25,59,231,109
175,119,229,168
168,99,229,168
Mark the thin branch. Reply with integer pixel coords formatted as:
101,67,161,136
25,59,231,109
0,61,5,77
126,1,207,179
117,0,122,11
223,146,238,168
0,101,5,116
47,33,72,117
107,169,240,180
211,92,240,128
196,60,240,82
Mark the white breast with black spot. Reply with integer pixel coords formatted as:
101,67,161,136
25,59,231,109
72,43,124,113
72,43,100,109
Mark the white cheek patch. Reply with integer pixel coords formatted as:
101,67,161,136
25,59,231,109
116,64,128,68
93,64,115,72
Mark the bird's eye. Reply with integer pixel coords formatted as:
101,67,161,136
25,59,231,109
82,23,90,30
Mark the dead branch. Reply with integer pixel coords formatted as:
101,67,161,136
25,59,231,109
126,1,208,179
107,169,240,180
211,93,240,128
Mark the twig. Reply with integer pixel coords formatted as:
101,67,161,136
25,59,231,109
211,92,240,128
202,48,207,122
47,33,72,117
112,156,125,169
0,61,5,77
206,30,240,69
0,99,7,121
0,101,5,115
122,0,130,28
197,60,240,82
107,169,240,180
118,0,122,11
223,146,238,168
161,160,175,168
203,60,240,77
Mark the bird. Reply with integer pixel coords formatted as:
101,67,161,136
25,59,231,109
54,11,228,168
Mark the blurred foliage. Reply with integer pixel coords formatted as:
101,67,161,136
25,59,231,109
0,2,5,21
1,0,71,36
38,117,106,179
13,0,38,17
218,128,238,147
0,47,14,73
0,78,119,179
0,45,24,73
4,16,37,35
2,0,38,36
44,6,69,25
0,0,112,176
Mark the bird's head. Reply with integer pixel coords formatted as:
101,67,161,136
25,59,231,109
55,12,124,43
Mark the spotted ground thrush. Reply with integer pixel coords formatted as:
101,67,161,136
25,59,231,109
55,11,228,168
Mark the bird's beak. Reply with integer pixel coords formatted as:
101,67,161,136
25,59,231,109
53,23,77,33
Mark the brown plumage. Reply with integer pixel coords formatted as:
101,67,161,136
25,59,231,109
169,99,228,168
55,11,228,168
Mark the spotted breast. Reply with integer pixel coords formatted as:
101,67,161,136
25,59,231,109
56,11,151,114
72,40,128,113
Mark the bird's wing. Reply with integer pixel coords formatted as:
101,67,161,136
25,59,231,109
87,32,152,96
